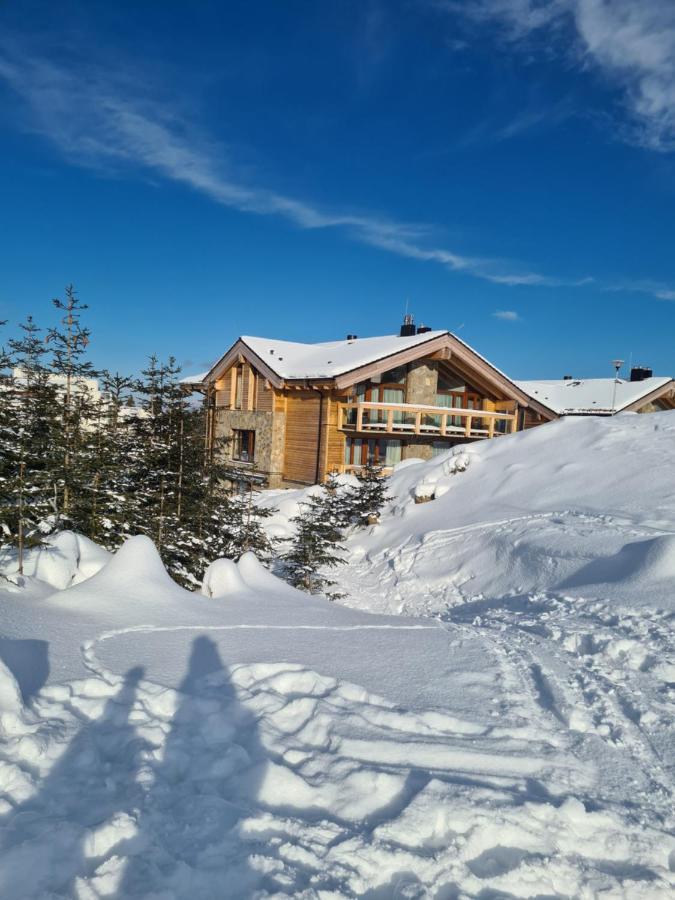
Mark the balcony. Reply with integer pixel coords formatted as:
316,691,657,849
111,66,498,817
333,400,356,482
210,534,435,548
337,400,517,440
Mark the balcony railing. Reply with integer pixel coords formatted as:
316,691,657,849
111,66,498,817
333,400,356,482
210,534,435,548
337,400,517,439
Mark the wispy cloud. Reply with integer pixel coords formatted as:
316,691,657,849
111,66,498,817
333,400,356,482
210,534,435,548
0,43,576,291
0,40,673,303
493,309,520,321
438,0,675,152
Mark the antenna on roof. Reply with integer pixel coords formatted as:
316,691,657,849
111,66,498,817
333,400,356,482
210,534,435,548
610,358,624,414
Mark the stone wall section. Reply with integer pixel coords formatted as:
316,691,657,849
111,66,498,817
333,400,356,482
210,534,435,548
214,409,286,486
401,360,439,460
405,359,438,405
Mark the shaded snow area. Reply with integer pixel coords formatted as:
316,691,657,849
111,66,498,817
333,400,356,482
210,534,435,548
1,415,674,897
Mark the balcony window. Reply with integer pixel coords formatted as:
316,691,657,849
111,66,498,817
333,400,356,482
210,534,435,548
233,429,255,462
345,437,401,468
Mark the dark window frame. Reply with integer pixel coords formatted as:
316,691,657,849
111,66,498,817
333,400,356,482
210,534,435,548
232,429,255,463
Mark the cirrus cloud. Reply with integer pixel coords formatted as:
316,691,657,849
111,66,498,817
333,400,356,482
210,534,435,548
439,0,675,152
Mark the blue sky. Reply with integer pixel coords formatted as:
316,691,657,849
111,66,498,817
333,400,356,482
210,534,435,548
1,0,674,379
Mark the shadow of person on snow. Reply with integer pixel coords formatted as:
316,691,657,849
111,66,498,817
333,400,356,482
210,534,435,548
0,665,146,898
118,635,267,898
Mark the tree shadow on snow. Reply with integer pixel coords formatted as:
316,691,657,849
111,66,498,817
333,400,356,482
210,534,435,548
0,665,146,898
118,635,269,898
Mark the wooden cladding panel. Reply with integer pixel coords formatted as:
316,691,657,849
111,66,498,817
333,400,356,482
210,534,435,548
522,408,543,429
325,396,346,475
283,391,321,484
216,369,232,407
256,378,274,412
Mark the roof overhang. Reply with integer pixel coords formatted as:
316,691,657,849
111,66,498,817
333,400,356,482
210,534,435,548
333,332,553,413
622,380,675,412
195,331,557,413
203,338,285,389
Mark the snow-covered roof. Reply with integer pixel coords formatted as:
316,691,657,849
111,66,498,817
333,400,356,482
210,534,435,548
517,377,673,415
180,371,209,386
185,330,447,383
241,331,448,379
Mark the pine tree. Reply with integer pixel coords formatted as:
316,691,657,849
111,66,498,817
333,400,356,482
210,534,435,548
46,286,98,530
321,470,357,530
6,317,63,566
0,322,15,557
282,483,346,598
86,371,141,548
350,461,391,527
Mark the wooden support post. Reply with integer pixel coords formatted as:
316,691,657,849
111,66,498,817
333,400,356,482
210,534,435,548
247,367,255,411
415,411,422,434
356,404,363,432
229,367,237,409
387,408,394,432
488,417,495,438
465,415,473,437
440,413,447,436
510,415,517,434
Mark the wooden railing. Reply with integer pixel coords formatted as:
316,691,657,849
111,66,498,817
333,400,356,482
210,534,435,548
337,401,517,439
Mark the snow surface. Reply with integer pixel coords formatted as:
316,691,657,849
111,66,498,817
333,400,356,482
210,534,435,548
517,377,673,415
1,413,675,897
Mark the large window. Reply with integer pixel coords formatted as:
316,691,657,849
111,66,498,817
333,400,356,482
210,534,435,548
436,371,483,427
233,429,255,462
352,377,406,428
345,437,401,468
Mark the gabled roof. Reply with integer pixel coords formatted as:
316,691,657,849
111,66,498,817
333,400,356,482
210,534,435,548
517,377,674,416
184,329,553,411
240,331,447,380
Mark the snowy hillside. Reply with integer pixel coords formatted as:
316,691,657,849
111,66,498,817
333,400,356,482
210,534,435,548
0,413,674,897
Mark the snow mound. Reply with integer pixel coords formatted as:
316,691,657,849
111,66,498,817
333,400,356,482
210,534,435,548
201,558,245,598
52,535,188,608
201,553,295,599
0,531,111,591
333,411,675,615
560,533,675,591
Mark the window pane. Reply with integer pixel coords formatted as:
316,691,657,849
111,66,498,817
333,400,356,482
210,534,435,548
381,439,401,466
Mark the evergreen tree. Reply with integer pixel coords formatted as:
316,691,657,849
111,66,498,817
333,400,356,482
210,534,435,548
86,371,141,548
321,470,357,530
0,322,15,556
46,286,98,530
6,317,63,567
282,483,346,598
350,461,391,527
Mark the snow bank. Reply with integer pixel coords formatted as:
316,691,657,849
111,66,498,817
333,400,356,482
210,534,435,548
326,411,675,615
51,535,189,610
0,531,111,591
201,557,246,598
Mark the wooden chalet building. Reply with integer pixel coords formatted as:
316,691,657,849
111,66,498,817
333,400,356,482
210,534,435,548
184,321,675,487
183,317,557,488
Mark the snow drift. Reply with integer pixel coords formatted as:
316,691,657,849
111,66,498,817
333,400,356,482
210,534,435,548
1,412,674,897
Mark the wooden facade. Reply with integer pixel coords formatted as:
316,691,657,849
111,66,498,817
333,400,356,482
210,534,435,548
185,330,563,487
183,330,674,487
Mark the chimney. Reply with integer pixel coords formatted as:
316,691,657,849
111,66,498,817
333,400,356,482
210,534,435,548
563,374,573,380
416,324,432,334
399,314,416,337
346,334,358,341
630,366,652,382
